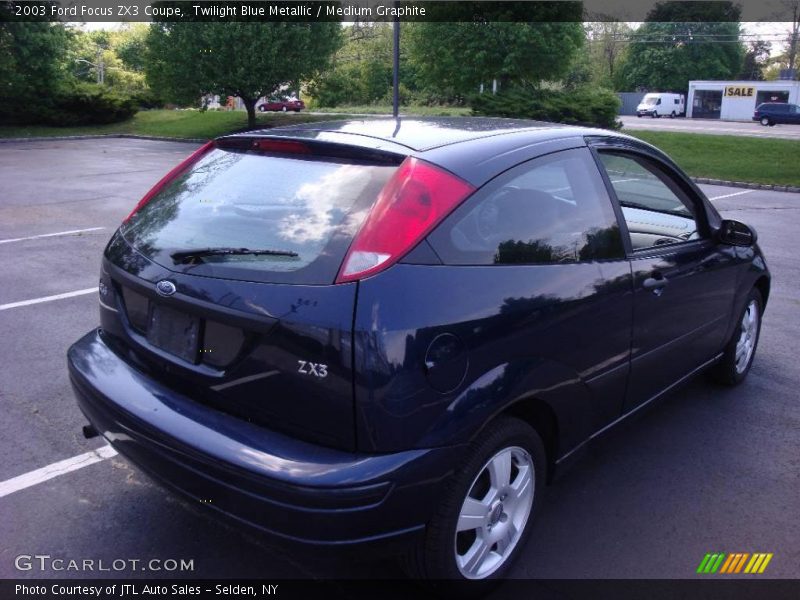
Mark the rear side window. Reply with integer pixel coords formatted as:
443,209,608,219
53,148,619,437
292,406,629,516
428,148,624,265
121,148,396,285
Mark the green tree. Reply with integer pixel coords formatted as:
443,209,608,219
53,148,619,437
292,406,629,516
407,21,584,96
771,0,799,77
0,18,72,123
146,22,341,127
738,41,772,80
68,25,153,101
115,24,149,72
307,23,393,106
585,20,632,90
404,3,583,97
620,1,744,92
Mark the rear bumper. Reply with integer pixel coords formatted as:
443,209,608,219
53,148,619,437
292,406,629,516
68,329,464,550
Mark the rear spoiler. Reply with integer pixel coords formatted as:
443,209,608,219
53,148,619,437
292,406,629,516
216,134,407,165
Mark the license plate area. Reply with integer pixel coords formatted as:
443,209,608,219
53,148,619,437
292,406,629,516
146,304,200,362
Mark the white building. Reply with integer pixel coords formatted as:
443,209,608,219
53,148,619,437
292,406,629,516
687,80,800,120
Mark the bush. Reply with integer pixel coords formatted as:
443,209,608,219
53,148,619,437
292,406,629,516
470,87,621,129
0,83,137,126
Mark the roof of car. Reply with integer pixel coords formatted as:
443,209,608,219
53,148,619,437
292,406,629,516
235,117,604,152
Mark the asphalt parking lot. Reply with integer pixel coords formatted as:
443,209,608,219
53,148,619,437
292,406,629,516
620,114,800,140
1,138,798,585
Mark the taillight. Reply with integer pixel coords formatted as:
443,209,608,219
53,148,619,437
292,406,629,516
336,157,475,284
123,141,214,222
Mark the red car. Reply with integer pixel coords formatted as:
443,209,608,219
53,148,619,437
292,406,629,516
257,98,305,112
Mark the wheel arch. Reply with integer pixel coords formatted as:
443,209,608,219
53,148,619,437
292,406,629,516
503,397,559,483
755,275,770,309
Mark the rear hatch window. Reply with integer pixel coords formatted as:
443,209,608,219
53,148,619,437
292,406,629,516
121,145,397,285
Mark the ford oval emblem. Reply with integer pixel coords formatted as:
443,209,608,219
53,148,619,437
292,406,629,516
155,280,177,297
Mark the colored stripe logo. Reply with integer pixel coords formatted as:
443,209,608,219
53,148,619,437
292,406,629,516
697,552,773,574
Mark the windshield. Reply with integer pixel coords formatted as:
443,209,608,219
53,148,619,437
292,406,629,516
642,96,658,106
121,148,396,284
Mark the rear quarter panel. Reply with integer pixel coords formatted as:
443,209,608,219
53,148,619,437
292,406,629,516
353,262,633,454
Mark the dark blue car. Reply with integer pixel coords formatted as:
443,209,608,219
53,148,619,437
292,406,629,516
753,102,800,126
68,118,769,582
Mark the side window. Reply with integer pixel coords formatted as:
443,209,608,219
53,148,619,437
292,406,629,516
674,98,680,105
656,98,662,105
598,152,702,251
428,148,624,265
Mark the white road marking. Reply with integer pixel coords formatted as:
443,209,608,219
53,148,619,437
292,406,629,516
709,190,755,200
0,227,105,245
0,445,117,499
0,288,96,312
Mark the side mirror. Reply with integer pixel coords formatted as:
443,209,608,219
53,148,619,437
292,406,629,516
717,219,757,247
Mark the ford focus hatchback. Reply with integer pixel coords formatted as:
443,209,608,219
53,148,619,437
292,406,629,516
68,118,769,581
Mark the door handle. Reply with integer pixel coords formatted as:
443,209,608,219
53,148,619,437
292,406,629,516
643,273,668,295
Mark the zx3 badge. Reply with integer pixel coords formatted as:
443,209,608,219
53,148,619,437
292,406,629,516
297,360,328,378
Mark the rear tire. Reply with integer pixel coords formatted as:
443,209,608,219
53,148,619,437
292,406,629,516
760,116,771,126
709,288,762,386
403,416,545,589
670,111,676,118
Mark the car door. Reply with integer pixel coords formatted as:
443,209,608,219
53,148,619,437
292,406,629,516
593,145,738,413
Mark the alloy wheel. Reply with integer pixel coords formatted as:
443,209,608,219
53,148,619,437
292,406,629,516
454,446,534,579
735,300,759,374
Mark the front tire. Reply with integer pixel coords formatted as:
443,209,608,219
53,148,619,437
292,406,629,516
710,288,762,385
281,106,288,112
404,417,546,585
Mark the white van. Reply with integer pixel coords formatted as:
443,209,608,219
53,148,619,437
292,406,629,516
636,93,685,118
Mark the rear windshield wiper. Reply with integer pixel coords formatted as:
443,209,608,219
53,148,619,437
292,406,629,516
171,247,299,263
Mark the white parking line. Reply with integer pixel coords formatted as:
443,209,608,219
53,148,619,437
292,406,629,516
0,227,105,245
709,190,754,200
0,445,117,499
0,288,97,312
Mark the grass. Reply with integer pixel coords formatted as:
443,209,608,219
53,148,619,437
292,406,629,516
310,104,472,116
0,109,351,140
626,131,800,187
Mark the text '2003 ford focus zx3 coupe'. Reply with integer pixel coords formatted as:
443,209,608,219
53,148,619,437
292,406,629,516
68,118,769,581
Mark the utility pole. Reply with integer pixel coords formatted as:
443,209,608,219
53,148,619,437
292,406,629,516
392,2,400,118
